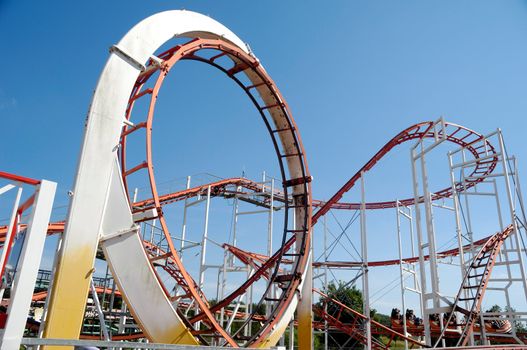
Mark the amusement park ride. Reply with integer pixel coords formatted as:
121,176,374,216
1,9,527,350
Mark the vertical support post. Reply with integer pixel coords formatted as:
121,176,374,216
448,153,470,293
411,147,431,345
0,187,22,279
449,151,476,345
245,266,254,338
360,172,371,350
297,207,312,350
268,178,275,306
1,180,56,350
38,235,63,337
268,178,274,258
196,185,211,330
230,186,240,266
289,318,295,350
198,185,212,290
297,257,312,350
90,278,110,341
180,176,191,262
498,130,527,301
396,201,408,350
323,214,329,350
117,302,128,334
513,157,527,223
219,247,228,327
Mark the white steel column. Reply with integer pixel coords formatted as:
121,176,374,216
1,180,56,350
180,176,191,262
198,185,212,290
411,147,431,344
360,172,371,350
0,187,22,279
418,143,442,327
396,201,408,350
90,278,110,341
448,152,477,346
288,318,294,350
268,178,274,258
38,235,63,337
498,130,527,301
323,214,329,350
230,186,240,266
196,185,211,330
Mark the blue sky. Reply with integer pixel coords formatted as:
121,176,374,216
2,1,527,315
2,1,527,200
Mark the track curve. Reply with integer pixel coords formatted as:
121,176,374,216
118,35,311,347
312,121,497,223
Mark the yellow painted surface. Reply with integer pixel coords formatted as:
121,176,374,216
297,309,313,350
117,283,198,345
298,258,313,350
42,246,95,350
42,244,198,348
254,319,289,348
148,322,198,345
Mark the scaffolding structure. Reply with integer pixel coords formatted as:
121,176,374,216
2,121,527,349
2,10,527,350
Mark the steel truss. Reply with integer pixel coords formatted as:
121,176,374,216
0,171,56,350
2,80,527,350
117,36,312,347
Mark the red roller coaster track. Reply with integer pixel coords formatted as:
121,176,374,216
119,37,312,347
312,121,497,221
0,119,503,347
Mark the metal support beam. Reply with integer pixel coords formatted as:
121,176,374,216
1,180,56,350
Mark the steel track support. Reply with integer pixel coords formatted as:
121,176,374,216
448,151,475,346
360,172,371,350
498,130,527,301
323,214,329,350
180,176,191,262
396,201,408,350
411,147,432,345
1,180,56,350
196,185,211,332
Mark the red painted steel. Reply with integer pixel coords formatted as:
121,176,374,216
119,37,311,347
223,234,493,269
0,174,39,280
434,225,515,347
312,121,497,223
314,289,425,349
0,171,40,186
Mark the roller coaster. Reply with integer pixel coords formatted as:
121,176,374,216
1,9,527,350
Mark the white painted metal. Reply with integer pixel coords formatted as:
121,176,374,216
90,278,110,341
1,180,56,350
396,201,409,350
410,118,453,346
323,214,329,350
179,176,191,262
45,9,310,346
0,186,22,279
359,172,371,350
410,146,432,345
438,128,527,345
45,9,250,341
37,235,62,337
498,130,527,300
198,185,211,292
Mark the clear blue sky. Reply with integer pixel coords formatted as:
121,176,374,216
2,1,527,315
2,1,527,201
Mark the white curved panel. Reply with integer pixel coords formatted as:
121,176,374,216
45,10,249,343
46,10,306,347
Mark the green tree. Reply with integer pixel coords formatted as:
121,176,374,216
315,281,388,349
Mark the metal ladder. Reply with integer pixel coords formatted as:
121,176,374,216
433,224,513,347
